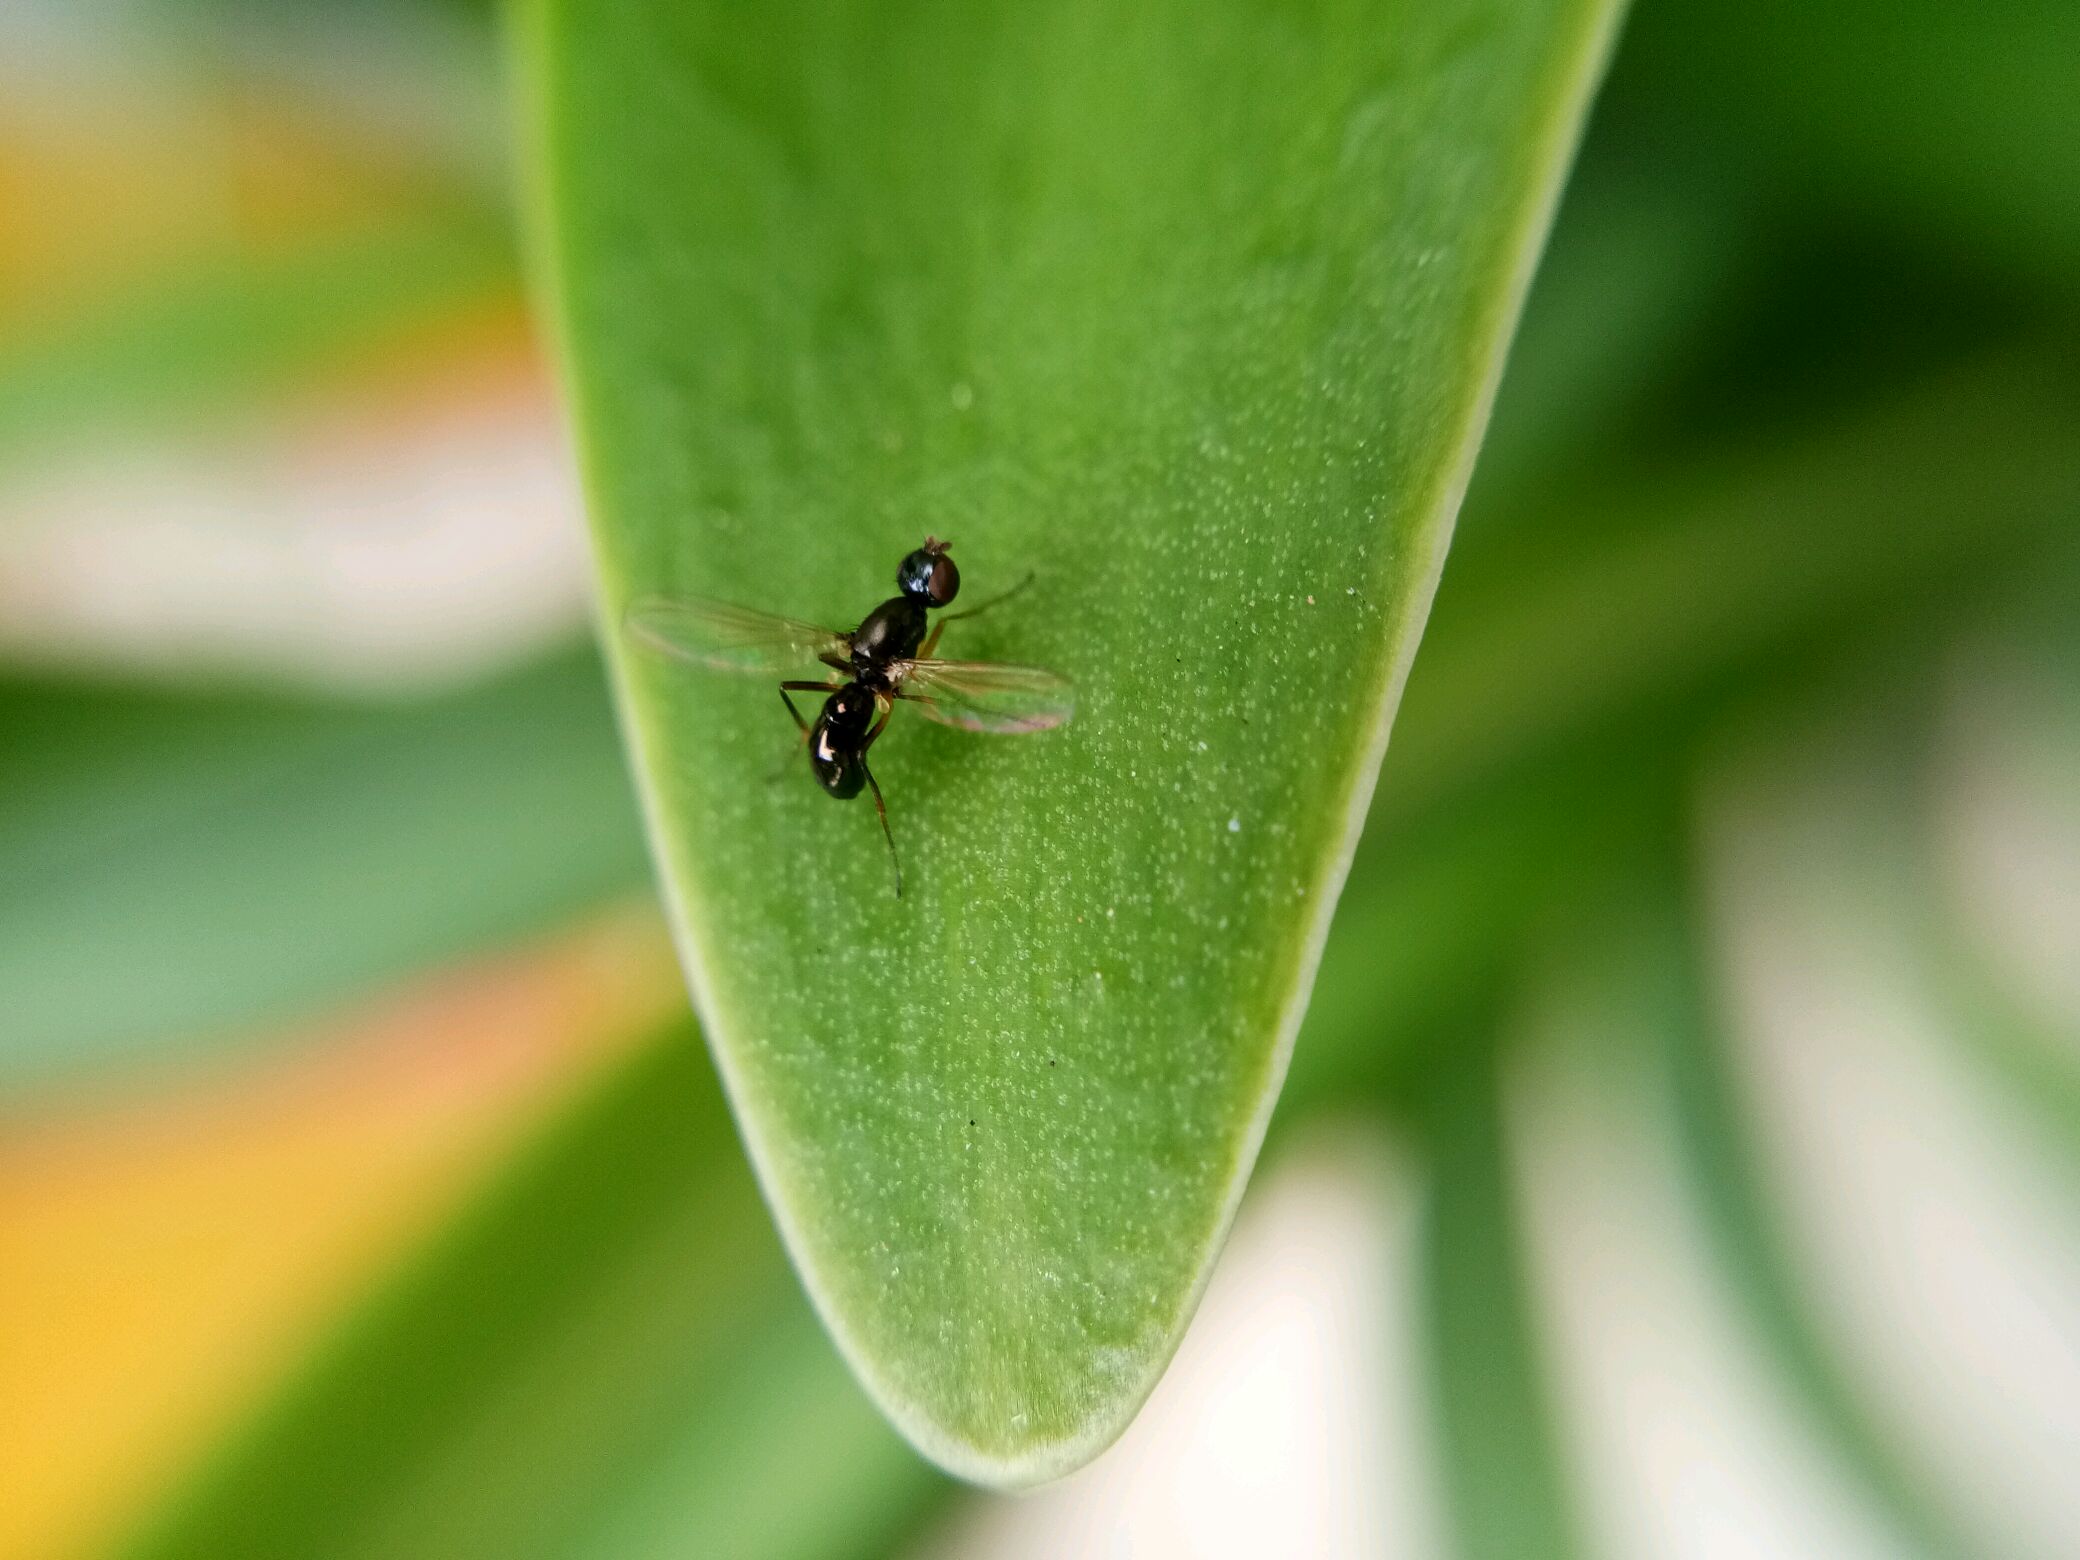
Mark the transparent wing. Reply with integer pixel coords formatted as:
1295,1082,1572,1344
892,658,1075,733
624,594,849,676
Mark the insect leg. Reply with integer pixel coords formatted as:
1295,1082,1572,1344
861,759,903,899
861,693,894,750
767,692,810,783
773,684,837,782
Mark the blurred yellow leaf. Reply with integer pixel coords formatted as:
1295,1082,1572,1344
0,908,679,1560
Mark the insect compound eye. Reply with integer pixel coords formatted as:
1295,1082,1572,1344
896,538,958,603
895,548,935,599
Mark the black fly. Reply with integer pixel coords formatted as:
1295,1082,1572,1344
626,539,1073,897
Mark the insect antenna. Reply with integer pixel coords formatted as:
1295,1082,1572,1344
938,571,1034,624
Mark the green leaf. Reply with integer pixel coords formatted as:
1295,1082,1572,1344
1655,890,1984,1560
1421,1034,1585,1560
125,1022,950,1560
0,204,515,458
0,650,646,1098
522,0,1623,1479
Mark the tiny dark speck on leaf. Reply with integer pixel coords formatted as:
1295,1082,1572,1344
969,1119,976,1126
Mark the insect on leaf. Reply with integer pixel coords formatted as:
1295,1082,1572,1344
521,0,1625,1485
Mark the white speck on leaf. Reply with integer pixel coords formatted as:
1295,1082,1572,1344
1227,817,1241,833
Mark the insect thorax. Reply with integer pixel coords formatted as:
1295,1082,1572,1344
850,595,928,665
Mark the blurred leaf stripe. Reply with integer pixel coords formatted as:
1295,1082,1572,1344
1381,346,2080,825
0,649,648,1097
1907,616,2080,1156
0,204,517,456
1421,1038,1584,1560
565,1302,947,1560
0,914,677,1560
1922,926,2080,1161
1654,887,1981,1560
122,1020,951,1560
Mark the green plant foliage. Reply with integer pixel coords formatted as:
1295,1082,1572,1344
1627,0,2080,290
0,206,514,456
103,144,2080,1555
1655,885,1984,1560
126,1021,948,1560
10,0,2080,1550
0,650,645,1098
523,0,1624,1478
1422,1042,1583,1560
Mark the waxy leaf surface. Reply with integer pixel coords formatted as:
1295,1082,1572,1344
526,0,1620,1481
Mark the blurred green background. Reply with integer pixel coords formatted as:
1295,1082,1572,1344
2,1,2075,1557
